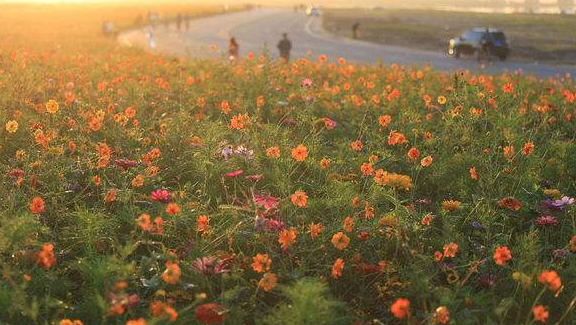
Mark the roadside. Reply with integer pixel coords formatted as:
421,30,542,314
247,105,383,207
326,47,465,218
321,8,576,65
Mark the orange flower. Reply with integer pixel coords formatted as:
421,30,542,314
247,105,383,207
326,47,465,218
150,301,178,321
229,114,250,130
470,166,478,180
331,232,350,250
251,253,272,273
343,217,354,232
407,147,420,162
374,169,387,185
35,243,56,269
493,246,512,266
258,272,277,291
522,142,535,156
387,130,408,145
30,197,45,214
532,305,548,323
126,318,147,325
502,82,514,93
165,203,180,215
278,228,296,250
360,162,374,176
352,196,360,208
137,214,151,229
350,140,363,152
162,262,181,285
291,144,308,162
309,222,324,239
5,120,18,133
503,145,514,161
197,215,209,233
291,190,308,208
220,100,231,114
498,197,521,211
570,235,576,252
331,258,344,279
443,243,459,258
59,319,84,325
434,251,443,262
378,115,392,128
421,155,433,167
266,147,280,159
104,189,117,203
46,99,59,114
124,106,137,118
390,298,410,319
319,157,331,169
131,174,145,188
256,95,265,108
538,270,562,292
433,306,450,324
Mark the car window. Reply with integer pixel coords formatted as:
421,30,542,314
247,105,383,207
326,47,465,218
490,32,506,42
463,31,482,41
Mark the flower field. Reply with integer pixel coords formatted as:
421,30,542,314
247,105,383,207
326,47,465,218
1,4,576,325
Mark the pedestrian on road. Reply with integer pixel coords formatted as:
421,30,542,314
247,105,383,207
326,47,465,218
352,22,361,39
277,33,292,62
229,37,240,61
146,27,156,50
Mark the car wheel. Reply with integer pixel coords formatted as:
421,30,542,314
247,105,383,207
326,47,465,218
453,49,460,59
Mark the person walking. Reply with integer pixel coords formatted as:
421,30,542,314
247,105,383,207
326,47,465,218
228,37,240,61
277,33,292,62
352,22,361,39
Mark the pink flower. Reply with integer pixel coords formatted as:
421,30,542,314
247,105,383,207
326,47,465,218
226,170,244,177
245,174,262,180
253,194,279,210
150,189,171,203
301,78,313,87
323,117,338,130
535,215,558,226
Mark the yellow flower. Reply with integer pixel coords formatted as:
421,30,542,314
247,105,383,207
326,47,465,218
442,200,462,212
543,189,562,199
384,173,413,191
437,96,447,105
46,99,59,114
5,120,18,133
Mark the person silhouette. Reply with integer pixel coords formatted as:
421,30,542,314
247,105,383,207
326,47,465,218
229,37,239,61
277,33,292,62
352,22,360,39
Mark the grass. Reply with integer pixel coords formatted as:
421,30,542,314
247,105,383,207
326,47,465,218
321,8,576,64
0,3,575,325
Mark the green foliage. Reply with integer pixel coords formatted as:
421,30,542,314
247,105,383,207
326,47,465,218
261,278,352,325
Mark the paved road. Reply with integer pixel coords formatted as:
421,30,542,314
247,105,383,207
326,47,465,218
119,8,576,78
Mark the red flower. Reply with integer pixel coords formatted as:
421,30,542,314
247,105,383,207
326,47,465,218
390,298,410,319
30,197,45,214
195,303,227,324
498,197,521,211
225,170,244,178
493,246,512,266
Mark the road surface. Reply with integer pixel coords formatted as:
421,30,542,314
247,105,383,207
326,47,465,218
118,8,576,78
